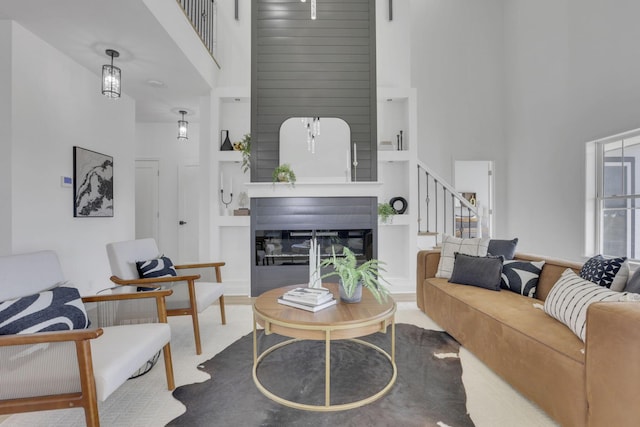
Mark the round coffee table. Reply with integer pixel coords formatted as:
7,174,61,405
252,283,396,411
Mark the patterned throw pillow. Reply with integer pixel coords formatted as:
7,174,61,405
579,255,626,288
136,256,177,291
436,235,490,279
544,269,629,342
0,286,90,335
500,260,545,297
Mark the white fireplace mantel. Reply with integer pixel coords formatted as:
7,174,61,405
246,181,383,199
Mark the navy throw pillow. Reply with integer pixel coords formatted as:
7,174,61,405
579,255,626,288
136,256,177,291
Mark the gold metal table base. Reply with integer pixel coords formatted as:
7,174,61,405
252,327,397,412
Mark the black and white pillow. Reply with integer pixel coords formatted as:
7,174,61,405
544,269,627,342
579,255,626,288
0,286,90,335
136,256,177,291
500,260,545,297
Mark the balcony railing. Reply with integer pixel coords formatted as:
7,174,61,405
177,0,218,59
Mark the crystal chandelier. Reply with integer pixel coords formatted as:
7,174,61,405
300,0,317,20
177,110,189,141
102,49,121,99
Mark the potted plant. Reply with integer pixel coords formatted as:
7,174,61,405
319,246,391,304
378,202,396,224
233,134,251,173
273,163,296,184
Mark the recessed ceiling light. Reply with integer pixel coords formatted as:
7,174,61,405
146,79,166,88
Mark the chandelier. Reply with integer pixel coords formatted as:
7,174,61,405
300,0,317,20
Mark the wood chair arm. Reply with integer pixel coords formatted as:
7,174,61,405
174,262,225,269
0,328,103,346
81,289,173,303
109,274,200,287
174,262,225,282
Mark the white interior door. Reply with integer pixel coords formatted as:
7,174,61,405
178,163,200,263
454,160,494,237
135,160,160,244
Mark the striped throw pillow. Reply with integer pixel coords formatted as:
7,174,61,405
0,286,90,335
544,269,626,342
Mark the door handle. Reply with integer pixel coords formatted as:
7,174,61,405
179,220,188,225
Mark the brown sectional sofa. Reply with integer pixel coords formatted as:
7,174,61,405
417,249,640,427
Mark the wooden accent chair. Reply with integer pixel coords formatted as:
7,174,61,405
0,250,175,427
106,238,226,355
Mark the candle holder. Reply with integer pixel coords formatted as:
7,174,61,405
220,189,233,213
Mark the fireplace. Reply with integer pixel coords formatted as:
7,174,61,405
250,196,378,296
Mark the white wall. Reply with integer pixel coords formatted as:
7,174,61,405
8,22,137,294
503,0,640,260
215,0,251,88
0,21,12,256
135,122,200,257
376,0,411,88
410,0,507,236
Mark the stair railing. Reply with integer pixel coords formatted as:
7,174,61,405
177,0,218,59
416,160,482,245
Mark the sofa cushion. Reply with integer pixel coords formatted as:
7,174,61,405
0,286,89,335
449,253,503,291
544,269,628,341
624,268,640,294
500,260,545,297
436,235,490,279
488,238,518,260
579,255,626,288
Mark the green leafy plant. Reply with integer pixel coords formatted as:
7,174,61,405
272,163,296,184
233,133,251,173
378,202,396,223
319,246,391,304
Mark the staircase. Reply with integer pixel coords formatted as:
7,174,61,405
416,160,483,249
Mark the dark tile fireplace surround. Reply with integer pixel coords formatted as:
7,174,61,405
250,196,378,296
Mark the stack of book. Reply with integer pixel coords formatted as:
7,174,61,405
277,287,337,312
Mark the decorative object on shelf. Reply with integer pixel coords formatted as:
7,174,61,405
220,130,233,151
234,192,250,216
232,133,251,173
219,171,233,214
378,202,395,224
272,163,296,184
461,192,477,207
319,247,391,304
399,130,403,150
352,142,358,181
177,110,188,141
379,140,394,151
101,49,121,99
389,196,407,214
301,117,320,153
73,146,113,217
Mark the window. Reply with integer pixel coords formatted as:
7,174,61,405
587,129,640,260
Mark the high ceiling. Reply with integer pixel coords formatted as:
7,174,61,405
0,0,214,123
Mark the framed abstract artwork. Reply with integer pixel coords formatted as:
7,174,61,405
73,146,114,217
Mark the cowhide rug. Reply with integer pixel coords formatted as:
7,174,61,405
168,323,474,427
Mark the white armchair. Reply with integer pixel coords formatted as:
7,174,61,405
0,250,175,427
106,238,226,355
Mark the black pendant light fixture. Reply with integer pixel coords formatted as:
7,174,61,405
102,49,121,99
177,110,189,141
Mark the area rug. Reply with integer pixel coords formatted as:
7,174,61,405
168,323,474,427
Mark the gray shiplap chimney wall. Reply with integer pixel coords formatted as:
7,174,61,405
251,0,377,181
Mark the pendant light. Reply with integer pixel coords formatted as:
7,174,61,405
177,110,189,141
102,49,121,99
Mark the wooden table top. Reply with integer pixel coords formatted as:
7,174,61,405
253,283,396,340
